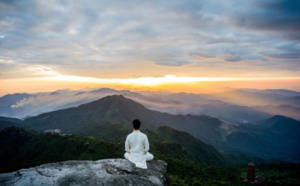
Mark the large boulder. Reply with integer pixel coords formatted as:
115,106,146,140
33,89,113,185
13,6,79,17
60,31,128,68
0,159,168,186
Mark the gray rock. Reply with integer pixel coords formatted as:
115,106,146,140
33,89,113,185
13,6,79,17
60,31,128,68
0,159,168,186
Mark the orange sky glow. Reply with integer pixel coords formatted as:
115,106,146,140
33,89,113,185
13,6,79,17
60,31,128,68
1,74,300,96
1,1,300,96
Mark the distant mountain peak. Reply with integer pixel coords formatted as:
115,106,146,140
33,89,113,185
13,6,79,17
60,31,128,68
267,115,298,122
89,94,145,109
256,115,300,131
106,94,125,99
89,88,118,94
80,94,129,105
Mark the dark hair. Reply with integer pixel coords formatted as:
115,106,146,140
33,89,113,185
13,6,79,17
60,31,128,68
132,119,141,129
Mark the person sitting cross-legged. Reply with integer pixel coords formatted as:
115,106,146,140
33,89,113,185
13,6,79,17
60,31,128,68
124,119,154,169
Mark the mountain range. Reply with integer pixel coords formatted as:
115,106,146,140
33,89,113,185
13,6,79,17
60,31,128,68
1,94,299,162
226,115,300,160
22,95,225,144
1,88,299,122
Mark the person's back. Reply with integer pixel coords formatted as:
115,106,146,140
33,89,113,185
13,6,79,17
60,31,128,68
124,119,154,169
126,130,148,154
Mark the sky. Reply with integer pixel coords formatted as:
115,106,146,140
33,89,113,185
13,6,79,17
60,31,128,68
0,0,300,95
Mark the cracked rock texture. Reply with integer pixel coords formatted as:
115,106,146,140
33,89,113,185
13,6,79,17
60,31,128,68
0,159,168,186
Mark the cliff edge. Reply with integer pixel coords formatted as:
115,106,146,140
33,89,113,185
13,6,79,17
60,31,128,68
0,159,168,186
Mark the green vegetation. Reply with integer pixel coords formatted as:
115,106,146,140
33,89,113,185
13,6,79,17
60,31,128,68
167,159,300,186
0,126,123,173
145,126,228,165
226,115,300,160
1,126,299,185
239,163,300,186
0,116,22,130
0,125,228,173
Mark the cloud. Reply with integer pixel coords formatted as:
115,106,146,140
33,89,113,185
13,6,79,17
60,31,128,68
9,90,115,117
263,51,300,59
0,0,299,78
154,59,194,66
261,42,300,60
0,58,14,64
233,0,300,37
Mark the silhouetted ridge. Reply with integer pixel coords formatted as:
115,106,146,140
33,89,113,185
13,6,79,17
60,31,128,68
227,115,300,160
264,115,299,123
257,115,300,129
22,95,224,143
0,116,22,123
0,93,30,106
0,126,36,139
89,88,118,94
258,115,300,139
0,116,22,130
80,94,147,113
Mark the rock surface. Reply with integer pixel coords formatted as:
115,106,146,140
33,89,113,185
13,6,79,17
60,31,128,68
0,159,168,186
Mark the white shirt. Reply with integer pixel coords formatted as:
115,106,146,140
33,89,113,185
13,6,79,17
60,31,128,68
125,130,150,169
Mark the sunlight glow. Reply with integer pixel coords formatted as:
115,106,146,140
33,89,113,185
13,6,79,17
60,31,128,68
39,73,300,86
42,75,232,86
26,66,300,87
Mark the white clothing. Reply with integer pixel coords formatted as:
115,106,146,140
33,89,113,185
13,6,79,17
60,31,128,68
124,130,154,169
124,152,154,161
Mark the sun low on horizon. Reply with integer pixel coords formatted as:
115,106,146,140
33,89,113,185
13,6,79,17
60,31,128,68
0,0,300,95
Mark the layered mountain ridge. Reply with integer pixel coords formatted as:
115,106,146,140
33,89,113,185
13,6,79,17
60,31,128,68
1,94,299,161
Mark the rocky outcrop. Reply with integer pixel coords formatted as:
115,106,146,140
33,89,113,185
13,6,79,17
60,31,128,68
0,159,168,186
